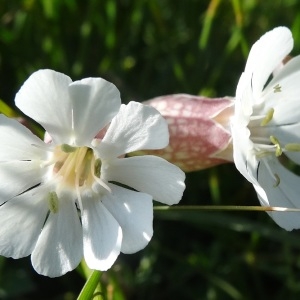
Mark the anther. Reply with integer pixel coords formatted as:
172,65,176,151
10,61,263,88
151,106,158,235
94,158,102,177
260,108,274,126
273,83,282,93
48,191,59,213
270,135,282,157
273,174,280,187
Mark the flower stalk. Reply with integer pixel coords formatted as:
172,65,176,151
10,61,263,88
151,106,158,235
77,269,102,300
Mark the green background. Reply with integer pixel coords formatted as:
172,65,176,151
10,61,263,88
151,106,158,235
1,0,300,299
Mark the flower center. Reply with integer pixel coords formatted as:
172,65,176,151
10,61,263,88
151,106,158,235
249,108,300,159
52,144,101,189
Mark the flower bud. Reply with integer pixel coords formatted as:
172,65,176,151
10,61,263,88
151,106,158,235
141,94,234,172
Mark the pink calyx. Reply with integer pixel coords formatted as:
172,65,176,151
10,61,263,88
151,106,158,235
141,94,234,172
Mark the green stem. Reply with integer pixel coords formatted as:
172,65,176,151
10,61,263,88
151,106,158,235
77,270,102,300
154,205,300,212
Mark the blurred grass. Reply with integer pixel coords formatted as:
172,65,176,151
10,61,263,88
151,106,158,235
1,0,300,299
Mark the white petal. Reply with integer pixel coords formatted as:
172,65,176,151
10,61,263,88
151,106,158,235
245,27,293,98
69,78,121,146
99,102,169,159
255,159,300,230
15,69,73,144
81,193,122,271
229,118,260,186
31,193,83,277
268,123,300,164
0,185,48,258
0,115,47,160
102,156,185,205
235,72,254,117
102,183,153,254
268,54,300,86
261,56,300,123
0,161,45,204
284,152,300,166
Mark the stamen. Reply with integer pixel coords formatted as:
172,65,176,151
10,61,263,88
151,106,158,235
260,108,274,126
48,191,59,213
58,150,79,181
76,148,92,186
90,156,110,192
270,135,282,157
74,148,88,186
254,144,278,158
51,144,106,194
93,176,112,193
250,115,265,121
40,160,56,168
251,137,271,144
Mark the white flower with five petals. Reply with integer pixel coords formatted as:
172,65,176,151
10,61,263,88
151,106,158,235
231,27,300,230
0,69,185,277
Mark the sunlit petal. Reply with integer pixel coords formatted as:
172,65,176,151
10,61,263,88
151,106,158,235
99,102,169,159
102,183,153,254
0,186,48,258
0,115,47,160
102,156,185,205
15,69,73,144
31,193,83,277
81,193,122,271
69,77,121,146
244,27,293,99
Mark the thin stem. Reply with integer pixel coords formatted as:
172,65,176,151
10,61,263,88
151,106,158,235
154,205,300,212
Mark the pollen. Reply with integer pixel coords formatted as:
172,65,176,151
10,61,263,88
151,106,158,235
52,144,100,189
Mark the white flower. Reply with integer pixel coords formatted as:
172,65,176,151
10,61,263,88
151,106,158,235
0,69,185,277
231,27,300,230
